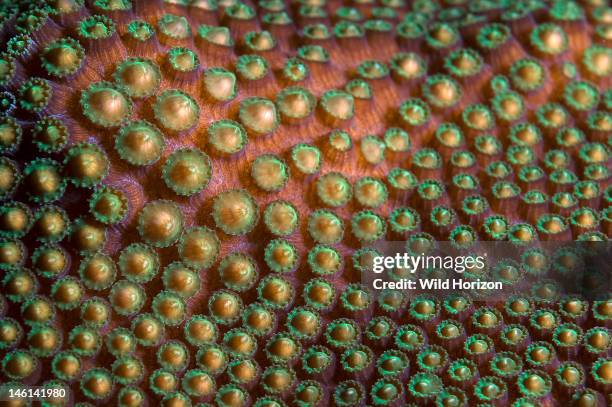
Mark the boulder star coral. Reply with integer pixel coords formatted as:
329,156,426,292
0,0,610,405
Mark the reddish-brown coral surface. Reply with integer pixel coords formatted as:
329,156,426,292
0,0,610,406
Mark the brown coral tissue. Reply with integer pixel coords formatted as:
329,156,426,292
0,0,610,406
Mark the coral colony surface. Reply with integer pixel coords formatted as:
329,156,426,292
0,0,611,406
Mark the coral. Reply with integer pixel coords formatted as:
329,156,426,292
0,0,610,406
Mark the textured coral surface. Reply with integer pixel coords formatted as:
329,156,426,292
0,0,610,406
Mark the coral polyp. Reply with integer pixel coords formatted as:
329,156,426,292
0,0,610,406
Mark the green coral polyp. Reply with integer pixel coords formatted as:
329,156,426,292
399,98,431,126
384,128,410,153
474,376,507,401
239,97,280,135
320,90,354,121
51,276,85,310
426,23,459,49
251,154,289,192
307,209,344,244
244,30,276,52
162,261,201,298
158,14,191,39
265,332,301,363
69,324,102,357
477,23,510,49
430,206,456,227
453,173,479,192
152,290,186,326
81,82,133,128
127,20,154,42
357,60,389,80
40,37,85,77
236,54,269,81
80,368,114,400
587,111,612,133
517,370,552,398
212,189,258,235
24,159,66,203
154,89,199,132
325,318,360,349
510,59,546,92
78,15,116,40
396,21,425,40
167,47,199,73
162,148,212,196
0,238,25,269
390,52,427,80
408,372,443,400
113,58,161,98
0,318,23,349
137,200,183,248
262,11,291,25
354,177,388,208
89,186,128,224
0,158,20,199
583,45,612,77
291,143,321,175
6,34,33,58
445,48,483,78
417,179,444,201
340,284,372,312
203,68,237,102
307,245,343,276
276,87,316,121
31,117,68,153
341,345,373,375
334,21,364,39
265,239,298,273
283,57,309,82
183,315,218,347
18,77,52,112
111,355,144,385
208,289,243,325
530,23,568,55
178,226,219,270
115,120,165,166
564,81,600,111
2,349,38,380
226,3,256,20
591,357,612,386
109,280,145,316
64,143,109,188
351,211,386,243
207,120,246,156
51,350,81,381
78,252,117,291
80,296,111,327
20,294,56,327
198,25,232,46
389,207,420,234
422,75,462,108
387,168,417,192
218,252,258,292
0,53,15,86
334,380,365,406
286,307,321,340
536,103,568,129
263,200,298,236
